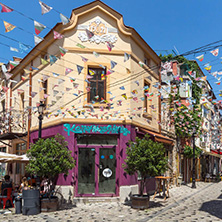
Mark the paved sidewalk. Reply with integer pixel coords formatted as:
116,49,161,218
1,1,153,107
0,182,221,221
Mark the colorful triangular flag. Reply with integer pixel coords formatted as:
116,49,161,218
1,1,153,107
3,21,16,33
211,49,219,57
59,46,68,56
41,58,49,65
34,21,46,35
110,60,117,69
34,35,43,46
0,3,13,13
86,29,94,39
107,42,114,51
60,13,69,25
124,53,130,62
53,30,64,40
39,0,52,15
77,65,83,75
196,54,204,62
65,68,73,75
49,55,58,65
81,56,88,63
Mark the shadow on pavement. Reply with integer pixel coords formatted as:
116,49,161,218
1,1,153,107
199,195,222,219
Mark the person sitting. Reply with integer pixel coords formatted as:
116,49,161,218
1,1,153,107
19,177,29,192
1,175,13,196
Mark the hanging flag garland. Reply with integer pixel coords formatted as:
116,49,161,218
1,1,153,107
53,31,64,39
39,0,52,15
0,3,13,13
196,54,204,62
34,35,43,46
49,55,58,65
3,21,16,33
210,48,219,57
77,65,83,75
59,46,68,56
60,13,69,25
34,21,46,35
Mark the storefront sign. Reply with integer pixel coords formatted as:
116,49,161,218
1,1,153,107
64,124,130,136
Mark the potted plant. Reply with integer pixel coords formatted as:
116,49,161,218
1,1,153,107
26,134,75,212
123,134,168,209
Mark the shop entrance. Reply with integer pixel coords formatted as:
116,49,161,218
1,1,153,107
76,135,118,196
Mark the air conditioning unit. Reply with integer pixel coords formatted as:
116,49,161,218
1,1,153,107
201,142,206,148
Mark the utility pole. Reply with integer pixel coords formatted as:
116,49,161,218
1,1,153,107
191,132,196,188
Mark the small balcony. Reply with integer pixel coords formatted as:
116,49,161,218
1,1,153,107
0,109,28,140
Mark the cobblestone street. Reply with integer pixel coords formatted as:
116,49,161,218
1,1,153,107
0,182,222,221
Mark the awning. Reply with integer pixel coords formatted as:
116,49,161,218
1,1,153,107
0,132,27,140
139,128,174,145
0,152,23,162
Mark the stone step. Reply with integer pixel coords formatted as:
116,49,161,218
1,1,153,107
73,197,120,204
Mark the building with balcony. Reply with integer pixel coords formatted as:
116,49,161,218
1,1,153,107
0,1,174,201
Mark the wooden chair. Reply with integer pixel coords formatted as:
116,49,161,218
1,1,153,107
0,188,14,209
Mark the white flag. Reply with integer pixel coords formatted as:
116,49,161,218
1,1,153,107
210,48,219,57
39,0,52,15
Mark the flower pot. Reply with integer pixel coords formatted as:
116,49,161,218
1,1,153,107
41,196,58,212
131,194,149,209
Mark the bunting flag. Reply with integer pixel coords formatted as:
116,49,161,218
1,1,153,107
0,3,13,13
80,56,88,63
19,42,30,53
59,46,68,56
211,48,219,56
53,73,59,77
89,69,95,75
93,51,99,58
107,42,114,51
124,53,130,62
5,73,12,80
65,68,73,75
196,54,204,62
66,87,72,91
69,77,76,83
53,30,64,39
60,13,69,25
215,81,221,85
111,61,117,69
39,0,52,15
106,69,114,75
9,60,19,69
121,93,127,100
120,86,125,90
76,43,85,49
77,65,83,75
49,55,58,65
41,58,49,65
139,61,145,67
42,75,49,81
34,21,46,35
34,35,43,45
135,80,139,86
17,89,24,94
126,68,131,74
10,47,19,52
21,76,26,81
1,64,7,73
3,21,16,32
58,79,65,84
86,29,94,39
204,66,212,71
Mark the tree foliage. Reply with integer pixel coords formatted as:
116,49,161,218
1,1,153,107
26,134,75,191
183,145,202,159
123,135,168,196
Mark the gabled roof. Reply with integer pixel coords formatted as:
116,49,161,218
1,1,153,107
9,0,160,78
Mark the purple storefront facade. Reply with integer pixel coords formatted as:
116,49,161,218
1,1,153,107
30,122,149,201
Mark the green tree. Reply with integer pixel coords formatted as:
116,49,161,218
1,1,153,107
26,134,75,193
123,135,168,196
183,145,202,159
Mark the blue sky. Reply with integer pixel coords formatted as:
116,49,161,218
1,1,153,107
0,0,221,99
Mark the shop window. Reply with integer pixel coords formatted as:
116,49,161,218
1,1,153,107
0,147,6,152
87,67,106,103
77,135,117,145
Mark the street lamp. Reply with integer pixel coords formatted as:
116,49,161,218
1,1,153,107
191,132,196,188
38,101,45,139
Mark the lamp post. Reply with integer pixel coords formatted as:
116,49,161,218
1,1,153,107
38,101,45,139
191,132,196,188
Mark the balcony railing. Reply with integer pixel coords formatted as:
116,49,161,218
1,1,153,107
0,109,29,136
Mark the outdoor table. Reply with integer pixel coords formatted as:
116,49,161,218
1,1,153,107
153,176,171,201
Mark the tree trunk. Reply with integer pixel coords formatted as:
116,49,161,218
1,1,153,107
140,176,146,196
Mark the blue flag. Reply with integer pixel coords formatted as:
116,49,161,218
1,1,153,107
77,65,83,75
49,55,58,65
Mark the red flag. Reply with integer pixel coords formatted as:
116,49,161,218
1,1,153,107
0,3,13,13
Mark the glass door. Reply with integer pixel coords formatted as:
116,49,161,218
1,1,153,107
99,148,116,194
78,148,95,194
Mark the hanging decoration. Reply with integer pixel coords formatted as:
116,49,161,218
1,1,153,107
0,3,13,13
34,21,46,35
3,21,16,32
39,0,52,15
